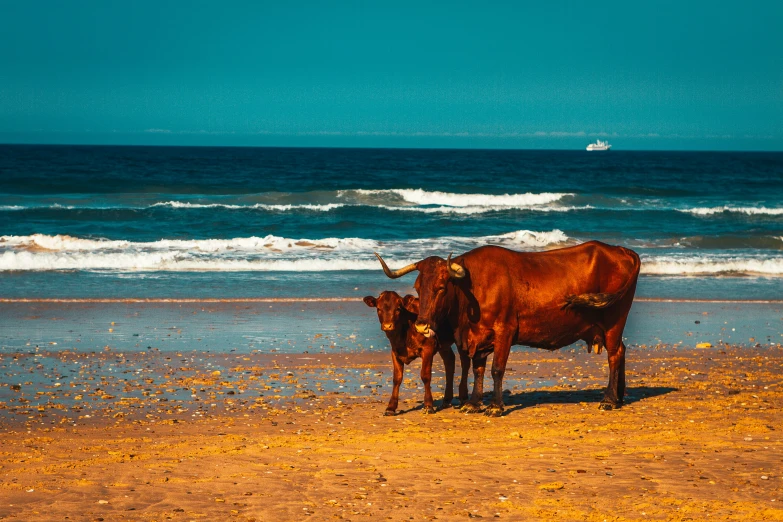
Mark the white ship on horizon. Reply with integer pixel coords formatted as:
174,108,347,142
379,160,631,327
586,139,611,151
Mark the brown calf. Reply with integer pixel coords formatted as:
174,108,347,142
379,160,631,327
364,291,455,415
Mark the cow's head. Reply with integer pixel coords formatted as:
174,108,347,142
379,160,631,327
363,291,418,332
374,252,465,338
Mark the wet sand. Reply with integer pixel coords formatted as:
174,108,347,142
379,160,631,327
2,340,782,521
1,299,782,355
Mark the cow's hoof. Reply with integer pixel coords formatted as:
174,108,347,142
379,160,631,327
384,409,397,416
598,401,617,411
422,406,436,415
484,405,504,417
460,402,482,414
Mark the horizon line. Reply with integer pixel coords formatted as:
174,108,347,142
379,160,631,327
1,142,782,153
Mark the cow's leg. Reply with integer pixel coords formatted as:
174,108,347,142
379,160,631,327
617,341,627,400
439,345,456,409
600,330,627,410
458,350,471,406
485,337,512,417
385,354,404,416
420,350,436,414
461,355,486,413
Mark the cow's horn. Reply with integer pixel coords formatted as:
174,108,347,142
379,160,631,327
374,252,418,279
447,253,466,279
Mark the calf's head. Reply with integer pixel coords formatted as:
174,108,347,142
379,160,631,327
374,252,465,338
363,291,418,332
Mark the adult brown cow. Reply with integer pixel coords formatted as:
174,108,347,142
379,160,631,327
364,291,456,415
375,241,641,416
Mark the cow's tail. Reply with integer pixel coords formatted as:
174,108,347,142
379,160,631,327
563,248,641,310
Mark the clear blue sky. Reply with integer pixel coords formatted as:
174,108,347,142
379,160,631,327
1,1,781,150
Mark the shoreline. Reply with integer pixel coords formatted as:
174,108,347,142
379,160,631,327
1,300,781,357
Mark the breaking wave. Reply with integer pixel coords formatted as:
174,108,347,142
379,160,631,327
642,256,783,276
378,204,592,215
629,235,783,251
2,232,782,276
679,206,783,216
150,201,347,212
0,189,579,215
0,252,402,272
343,189,572,207
0,230,571,272
3,189,782,218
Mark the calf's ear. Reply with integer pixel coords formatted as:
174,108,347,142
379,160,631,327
363,296,377,308
402,295,419,314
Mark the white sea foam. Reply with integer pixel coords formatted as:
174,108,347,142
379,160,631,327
0,251,407,272
1,234,133,251
0,200,587,215
0,234,378,253
6,232,781,276
484,229,571,247
0,230,570,254
0,200,592,214
642,256,783,276
680,206,783,216
3,249,780,277
152,190,577,214
150,201,347,212
4,191,782,218
345,188,572,207
0,230,571,272
379,204,592,215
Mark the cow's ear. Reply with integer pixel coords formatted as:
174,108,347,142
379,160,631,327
363,296,377,308
402,295,419,314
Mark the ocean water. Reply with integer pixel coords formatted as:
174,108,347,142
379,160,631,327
1,145,782,300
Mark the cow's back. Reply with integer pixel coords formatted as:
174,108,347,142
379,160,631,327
455,242,639,349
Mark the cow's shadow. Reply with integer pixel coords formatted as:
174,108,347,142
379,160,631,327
498,385,678,415
396,386,677,416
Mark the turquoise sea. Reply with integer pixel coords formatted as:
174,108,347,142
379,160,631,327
0,145,782,300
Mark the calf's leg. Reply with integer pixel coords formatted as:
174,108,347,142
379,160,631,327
385,354,404,415
420,351,436,414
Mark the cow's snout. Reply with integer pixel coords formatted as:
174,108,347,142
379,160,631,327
381,323,394,331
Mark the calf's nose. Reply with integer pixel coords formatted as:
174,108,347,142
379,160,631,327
381,323,394,331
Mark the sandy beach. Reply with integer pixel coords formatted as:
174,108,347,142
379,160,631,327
1,302,782,521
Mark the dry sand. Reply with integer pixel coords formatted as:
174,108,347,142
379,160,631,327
1,345,782,521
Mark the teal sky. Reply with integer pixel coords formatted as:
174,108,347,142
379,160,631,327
1,1,781,150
